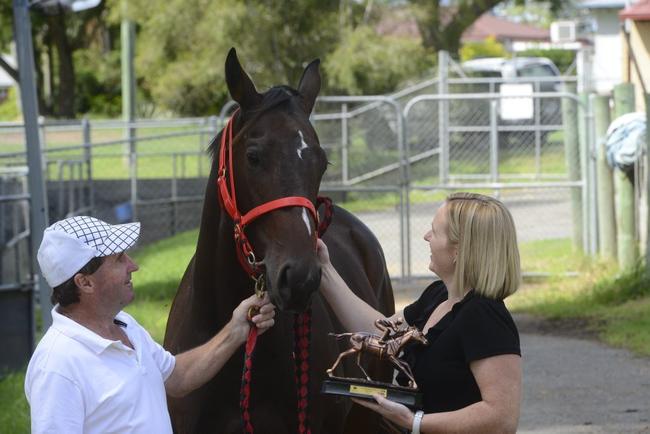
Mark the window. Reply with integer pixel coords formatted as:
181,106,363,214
517,65,556,78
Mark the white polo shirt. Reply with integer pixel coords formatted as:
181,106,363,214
25,306,176,434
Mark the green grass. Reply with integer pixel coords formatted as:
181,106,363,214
508,261,650,356
123,229,199,343
2,125,213,180
129,229,198,301
0,371,29,434
519,238,588,274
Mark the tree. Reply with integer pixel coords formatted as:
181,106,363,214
407,0,565,56
0,0,114,118
126,0,345,115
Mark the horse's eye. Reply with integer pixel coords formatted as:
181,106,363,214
246,149,261,166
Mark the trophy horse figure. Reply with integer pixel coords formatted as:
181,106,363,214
327,318,429,389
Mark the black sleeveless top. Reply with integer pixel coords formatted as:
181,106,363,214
401,280,520,413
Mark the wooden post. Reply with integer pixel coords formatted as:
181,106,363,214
562,83,583,251
593,95,617,260
613,83,637,269
646,93,650,270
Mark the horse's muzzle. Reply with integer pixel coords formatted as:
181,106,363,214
273,261,321,312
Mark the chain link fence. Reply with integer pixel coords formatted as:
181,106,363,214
0,117,220,246
0,70,592,283
0,167,34,370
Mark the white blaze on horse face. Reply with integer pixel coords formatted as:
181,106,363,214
297,130,309,159
302,208,312,236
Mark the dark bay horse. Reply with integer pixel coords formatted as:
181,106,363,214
163,48,395,434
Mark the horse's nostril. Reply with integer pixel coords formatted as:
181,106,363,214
275,261,320,311
277,264,292,300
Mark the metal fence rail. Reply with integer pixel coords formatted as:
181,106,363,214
0,172,34,371
0,73,594,282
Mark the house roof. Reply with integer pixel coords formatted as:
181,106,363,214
620,0,650,20
375,8,421,40
376,10,549,43
462,14,549,42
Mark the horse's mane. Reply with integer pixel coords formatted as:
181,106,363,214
208,85,301,158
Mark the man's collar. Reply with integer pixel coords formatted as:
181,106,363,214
51,305,129,354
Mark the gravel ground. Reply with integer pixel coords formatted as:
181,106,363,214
393,287,650,434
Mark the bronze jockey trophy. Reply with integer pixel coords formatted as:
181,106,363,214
321,318,429,408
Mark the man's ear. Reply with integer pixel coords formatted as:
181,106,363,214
74,273,94,295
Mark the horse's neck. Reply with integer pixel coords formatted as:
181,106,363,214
396,332,415,352
192,168,250,315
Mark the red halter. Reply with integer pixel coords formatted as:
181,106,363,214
217,109,330,434
217,109,320,277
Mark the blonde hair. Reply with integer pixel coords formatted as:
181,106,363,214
445,192,521,299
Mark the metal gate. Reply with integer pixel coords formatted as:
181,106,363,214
311,85,592,281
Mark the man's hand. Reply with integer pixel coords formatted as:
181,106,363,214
231,293,276,343
166,293,276,398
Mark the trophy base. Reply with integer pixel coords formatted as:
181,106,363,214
321,377,422,409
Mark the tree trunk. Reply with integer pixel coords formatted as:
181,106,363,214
411,0,503,56
48,9,75,118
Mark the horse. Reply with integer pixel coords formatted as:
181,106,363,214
163,48,395,434
327,327,429,389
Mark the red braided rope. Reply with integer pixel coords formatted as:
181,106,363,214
294,310,312,434
240,326,258,434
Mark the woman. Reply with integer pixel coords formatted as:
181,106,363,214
317,192,522,433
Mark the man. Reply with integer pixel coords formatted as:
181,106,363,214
25,216,275,434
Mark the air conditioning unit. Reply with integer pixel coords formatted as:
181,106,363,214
551,21,577,43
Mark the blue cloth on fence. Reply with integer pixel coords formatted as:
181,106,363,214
605,112,646,172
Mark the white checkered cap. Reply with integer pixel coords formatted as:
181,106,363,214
37,216,140,287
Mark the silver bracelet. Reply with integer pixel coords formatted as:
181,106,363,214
412,410,424,434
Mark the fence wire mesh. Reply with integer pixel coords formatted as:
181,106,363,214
1,72,592,281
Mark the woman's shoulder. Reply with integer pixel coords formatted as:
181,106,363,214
457,293,518,333
415,280,448,309
456,293,521,360
403,280,447,326
423,279,447,298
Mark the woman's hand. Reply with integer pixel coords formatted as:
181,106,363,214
315,238,331,267
351,395,415,430
231,293,276,343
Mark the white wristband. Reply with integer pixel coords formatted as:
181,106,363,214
412,410,424,434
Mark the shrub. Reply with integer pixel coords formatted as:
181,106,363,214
460,36,510,62
0,87,20,121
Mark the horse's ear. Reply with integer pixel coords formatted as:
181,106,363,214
225,47,262,110
297,59,321,115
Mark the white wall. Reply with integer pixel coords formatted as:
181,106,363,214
0,53,17,89
591,9,623,93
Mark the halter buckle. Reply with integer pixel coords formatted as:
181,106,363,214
247,274,266,320
253,274,266,297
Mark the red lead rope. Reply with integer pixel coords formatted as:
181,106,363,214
294,310,312,434
216,110,333,433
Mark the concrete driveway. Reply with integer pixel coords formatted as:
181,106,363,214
393,287,650,434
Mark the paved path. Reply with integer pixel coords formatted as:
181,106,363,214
393,287,650,434
357,191,573,278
